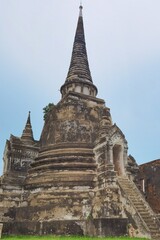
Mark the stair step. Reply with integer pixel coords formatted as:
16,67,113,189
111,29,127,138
150,230,160,233
145,222,156,226
133,202,145,205
144,220,156,224
137,209,149,212
136,204,147,210
148,227,158,230
140,214,151,217
150,228,159,231
143,217,155,220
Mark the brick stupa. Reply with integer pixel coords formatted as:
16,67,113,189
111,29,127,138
0,5,160,239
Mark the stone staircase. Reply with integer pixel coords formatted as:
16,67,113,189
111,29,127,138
118,176,160,239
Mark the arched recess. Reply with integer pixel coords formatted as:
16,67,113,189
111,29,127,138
113,144,125,176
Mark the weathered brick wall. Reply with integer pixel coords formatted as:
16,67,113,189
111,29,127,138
138,160,160,214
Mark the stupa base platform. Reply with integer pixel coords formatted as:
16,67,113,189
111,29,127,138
3,218,128,236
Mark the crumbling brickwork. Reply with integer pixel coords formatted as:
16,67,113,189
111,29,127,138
138,160,160,214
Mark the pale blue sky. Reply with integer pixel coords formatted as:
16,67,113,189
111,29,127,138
0,0,160,174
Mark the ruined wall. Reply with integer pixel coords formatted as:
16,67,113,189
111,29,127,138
138,160,160,214
2,135,39,179
0,134,39,222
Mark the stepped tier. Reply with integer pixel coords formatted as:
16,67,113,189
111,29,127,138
26,143,97,189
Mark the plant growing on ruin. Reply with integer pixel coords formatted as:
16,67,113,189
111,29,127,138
43,103,55,120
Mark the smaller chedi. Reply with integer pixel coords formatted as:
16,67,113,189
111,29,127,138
0,5,160,239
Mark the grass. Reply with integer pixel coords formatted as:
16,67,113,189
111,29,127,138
1,236,149,240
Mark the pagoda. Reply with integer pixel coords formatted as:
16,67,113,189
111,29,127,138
0,5,160,239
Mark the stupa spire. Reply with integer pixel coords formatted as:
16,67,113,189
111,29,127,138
79,3,83,17
21,111,34,144
60,5,98,98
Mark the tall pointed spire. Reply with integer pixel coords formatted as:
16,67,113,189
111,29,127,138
60,5,98,98
21,111,34,144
